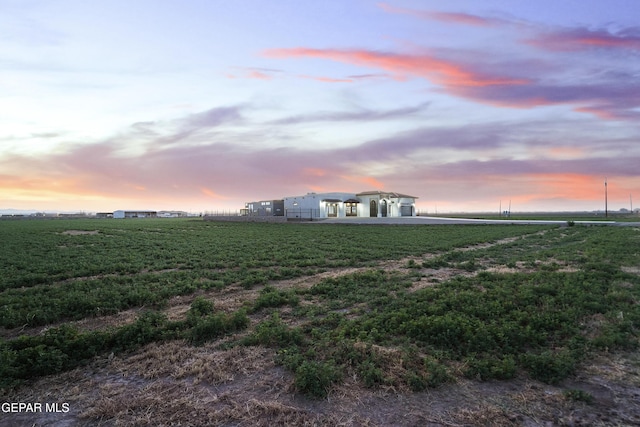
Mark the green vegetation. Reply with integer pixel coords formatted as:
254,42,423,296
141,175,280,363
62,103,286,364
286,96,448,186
0,219,546,328
1,218,639,398
0,302,249,389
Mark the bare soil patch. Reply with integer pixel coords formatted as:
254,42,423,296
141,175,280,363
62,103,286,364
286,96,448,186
61,230,99,235
622,266,640,275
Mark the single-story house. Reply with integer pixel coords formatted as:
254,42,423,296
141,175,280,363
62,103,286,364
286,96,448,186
282,191,417,219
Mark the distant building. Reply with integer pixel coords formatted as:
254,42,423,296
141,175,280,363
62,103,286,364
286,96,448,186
57,212,89,218
113,210,157,219
157,210,188,218
243,200,285,216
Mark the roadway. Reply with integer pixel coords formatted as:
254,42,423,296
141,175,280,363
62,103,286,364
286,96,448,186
317,216,640,226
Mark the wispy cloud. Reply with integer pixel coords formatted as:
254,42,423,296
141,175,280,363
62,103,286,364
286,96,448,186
182,105,245,129
264,47,529,87
526,26,640,51
268,102,429,125
299,75,354,83
378,3,503,27
225,67,283,80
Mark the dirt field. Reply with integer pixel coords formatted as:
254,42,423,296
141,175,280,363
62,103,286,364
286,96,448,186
2,229,640,427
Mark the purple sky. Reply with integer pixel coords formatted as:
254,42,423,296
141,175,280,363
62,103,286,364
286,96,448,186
1,0,639,213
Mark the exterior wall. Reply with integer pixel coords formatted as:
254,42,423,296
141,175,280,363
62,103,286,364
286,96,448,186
283,192,358,219
395,197,417,217
356,193,417,217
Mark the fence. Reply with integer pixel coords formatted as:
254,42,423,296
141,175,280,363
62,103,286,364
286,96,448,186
203,208,325,222
203,210,244,216
284,208,322,221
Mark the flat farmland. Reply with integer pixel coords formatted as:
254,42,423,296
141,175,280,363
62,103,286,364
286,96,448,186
1,219,639,426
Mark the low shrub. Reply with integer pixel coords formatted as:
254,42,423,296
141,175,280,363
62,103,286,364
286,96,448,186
186,296,215,326
251,286,299,312
189,309,249,346
564,389,594,404
520,350,577,384
463,355,517,381
243,313,304,347
294,360,341,398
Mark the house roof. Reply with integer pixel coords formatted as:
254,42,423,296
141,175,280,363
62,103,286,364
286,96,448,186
355,191,418,199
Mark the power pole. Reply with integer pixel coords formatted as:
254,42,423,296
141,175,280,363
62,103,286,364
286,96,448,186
604,178,608,218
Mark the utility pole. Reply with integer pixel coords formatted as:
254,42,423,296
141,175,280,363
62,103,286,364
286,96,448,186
604,177,608,218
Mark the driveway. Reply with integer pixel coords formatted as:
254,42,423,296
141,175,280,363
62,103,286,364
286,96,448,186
317,216,637,226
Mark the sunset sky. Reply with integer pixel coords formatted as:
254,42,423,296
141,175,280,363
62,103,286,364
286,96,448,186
2,0,639,213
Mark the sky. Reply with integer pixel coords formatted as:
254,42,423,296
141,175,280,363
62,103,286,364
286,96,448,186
1,0,640,214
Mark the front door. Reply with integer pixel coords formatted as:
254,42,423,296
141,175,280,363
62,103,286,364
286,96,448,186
381,200,387,217
369,200,377,217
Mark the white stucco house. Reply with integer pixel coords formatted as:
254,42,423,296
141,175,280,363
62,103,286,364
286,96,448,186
283,191,417,219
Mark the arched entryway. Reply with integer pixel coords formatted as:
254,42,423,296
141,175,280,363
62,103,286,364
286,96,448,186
369,200,377,217
380,200,387,217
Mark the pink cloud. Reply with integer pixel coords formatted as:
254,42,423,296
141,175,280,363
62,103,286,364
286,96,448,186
226,67,283,81
248,70,272,80
201,187,229,199
378,3,499,27
526,27,640,51
265,47,529,88
266,46,640,117
299,74,354,83
339,175,385,190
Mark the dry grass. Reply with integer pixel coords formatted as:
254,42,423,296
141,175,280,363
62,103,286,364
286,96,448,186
109,341,276,385
4,341,640,426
